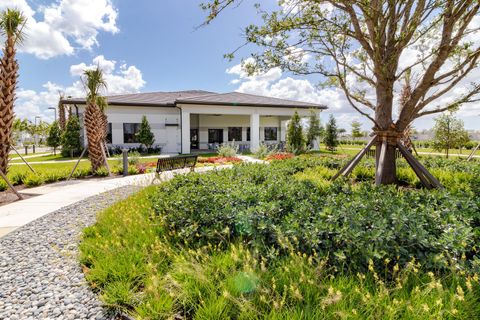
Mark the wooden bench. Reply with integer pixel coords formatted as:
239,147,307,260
152,155,198,183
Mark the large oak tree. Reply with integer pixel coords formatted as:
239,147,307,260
202,0,480,185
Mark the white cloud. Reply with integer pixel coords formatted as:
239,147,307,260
0,0,118,59
14,56,145,122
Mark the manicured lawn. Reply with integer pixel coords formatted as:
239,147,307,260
80,157,480,319
335,144,480,157
10,153,73,163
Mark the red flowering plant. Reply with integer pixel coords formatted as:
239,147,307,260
198,156,243,164
265,153,294,161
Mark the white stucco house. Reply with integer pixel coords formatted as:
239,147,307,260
62,90,327,154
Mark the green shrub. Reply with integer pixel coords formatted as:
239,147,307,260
43,171,62,183
72,167,92,179
253,143,270,159
94,166,110,177
9,171,27,186
152,160,478,274
217,142,238,157
128,151,141,165
127,165,138,175
80,183,480,319
0,179,7,191
23,174,45,187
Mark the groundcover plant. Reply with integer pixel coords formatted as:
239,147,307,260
80,157,480,319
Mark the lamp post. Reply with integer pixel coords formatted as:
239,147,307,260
48,107,57,121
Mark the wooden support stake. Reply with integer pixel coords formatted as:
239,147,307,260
68,147,87,180
467,143,479,161
10,145,36,173
100,143,112,176
398,143,432,189
375,139,388,186
398,143,443,189
333,136,377,180
0,169,22,200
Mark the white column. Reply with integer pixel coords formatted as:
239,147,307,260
181,111,190,154
250,113,260,152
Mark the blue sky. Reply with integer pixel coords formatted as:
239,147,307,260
4,0,480,131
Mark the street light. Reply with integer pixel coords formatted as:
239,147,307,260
48,107,57,121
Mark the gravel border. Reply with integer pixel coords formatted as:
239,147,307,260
0,186,142,320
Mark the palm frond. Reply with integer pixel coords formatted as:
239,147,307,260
0,9,27,43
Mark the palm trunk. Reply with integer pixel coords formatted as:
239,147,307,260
58,102,66,130
0,37,18,174
84,103,107,172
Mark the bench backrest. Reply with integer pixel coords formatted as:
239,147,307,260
156,155,198,173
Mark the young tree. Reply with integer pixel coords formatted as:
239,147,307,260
62,116,81,157
306,110,323,149
286,111,305,154
351,121,363,139
46,121,62,155
324,115,339,151
432,113,470,158
0,9,26,173
83,68,109,172
137,115,155,151
203,1,480,185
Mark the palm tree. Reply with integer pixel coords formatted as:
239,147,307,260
0,9,26,173
83,67,109,172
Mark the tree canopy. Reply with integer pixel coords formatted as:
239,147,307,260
203,0,480,131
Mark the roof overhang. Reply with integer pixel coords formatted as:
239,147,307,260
176,100,327,109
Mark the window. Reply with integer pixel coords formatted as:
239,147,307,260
264,127,278,141
228,127,242,141
246,127,250,141
106,123,112,144
208,129,223,144
123,123,140,143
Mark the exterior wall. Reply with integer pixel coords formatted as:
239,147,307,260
76,105,182,154
73,103,323,154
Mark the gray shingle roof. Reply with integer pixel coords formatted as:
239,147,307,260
62,90,327,109
178,92,326,109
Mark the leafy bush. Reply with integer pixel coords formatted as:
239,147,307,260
9,171,27,186
81,182,480,319
152,159,479,275
23,174,45,187
94,166,110,177
253,143,274,159
0,179,7,191
128,165,138,175
216,142,238,158
107,145,162,156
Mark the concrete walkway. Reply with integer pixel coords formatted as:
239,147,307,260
0,165,232,238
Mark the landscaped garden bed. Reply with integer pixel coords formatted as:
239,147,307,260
80,157,480,319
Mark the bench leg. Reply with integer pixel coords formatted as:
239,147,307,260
151,172,162,185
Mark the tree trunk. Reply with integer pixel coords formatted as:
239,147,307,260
84,103,107,172
0,38,18,174
375,140,397,185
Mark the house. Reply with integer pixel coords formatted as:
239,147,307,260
61,90,327,154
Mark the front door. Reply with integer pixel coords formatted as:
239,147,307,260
190,129,199,150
